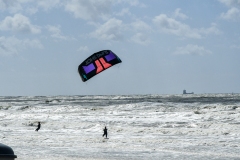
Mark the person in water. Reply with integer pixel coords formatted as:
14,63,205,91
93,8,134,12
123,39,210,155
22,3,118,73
102,126,108,138
35,122,41,131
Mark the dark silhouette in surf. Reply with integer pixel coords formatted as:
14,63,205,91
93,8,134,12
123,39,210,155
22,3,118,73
35,122,41,131
102,126,108,138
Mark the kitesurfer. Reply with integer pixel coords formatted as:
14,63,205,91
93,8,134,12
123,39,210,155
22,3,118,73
102,126,108,138
35,122,41,131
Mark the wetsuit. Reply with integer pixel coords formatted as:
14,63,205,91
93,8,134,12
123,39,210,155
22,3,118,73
35,122,41,131
102,127,108,138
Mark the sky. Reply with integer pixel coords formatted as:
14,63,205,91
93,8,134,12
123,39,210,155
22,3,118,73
0,0,240,96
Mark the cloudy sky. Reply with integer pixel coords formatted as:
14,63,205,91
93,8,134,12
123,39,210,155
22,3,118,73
0,0,240,96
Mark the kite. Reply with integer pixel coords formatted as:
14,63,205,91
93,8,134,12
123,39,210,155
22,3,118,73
78,50,122,82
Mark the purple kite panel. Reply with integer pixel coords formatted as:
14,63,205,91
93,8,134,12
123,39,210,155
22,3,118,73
105,52,116,62
83,63,95,74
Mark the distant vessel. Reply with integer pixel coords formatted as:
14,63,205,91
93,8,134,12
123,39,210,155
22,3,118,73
183,90,194,94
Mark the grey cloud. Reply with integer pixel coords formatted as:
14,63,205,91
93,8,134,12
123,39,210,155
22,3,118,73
0,0,61,13
90,18,124,41
0,0,23,13
131,20,151,31
130,20,152,45
153,14,202,39
0,36,43,56
219,0,240,20
174,44,212,56
219,0,240,7
0,14,41,34
46,25,68,40
37,0,61,10
64,0,112,20
173,8,188,20
220,7,240,20
153,14,220,39
115,0,146,7
131,33,150,45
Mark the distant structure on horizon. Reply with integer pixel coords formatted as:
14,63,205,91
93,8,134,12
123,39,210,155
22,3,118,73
183,89,194,94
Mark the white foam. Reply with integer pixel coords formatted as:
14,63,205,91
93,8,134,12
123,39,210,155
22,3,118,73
1,94,240,159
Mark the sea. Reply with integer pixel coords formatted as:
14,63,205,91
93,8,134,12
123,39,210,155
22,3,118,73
1,94,240,160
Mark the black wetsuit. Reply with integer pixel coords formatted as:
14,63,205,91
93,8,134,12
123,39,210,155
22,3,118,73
35,122,41,131
102,127,108,138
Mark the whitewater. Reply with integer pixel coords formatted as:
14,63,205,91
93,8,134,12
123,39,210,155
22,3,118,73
1,94,240,160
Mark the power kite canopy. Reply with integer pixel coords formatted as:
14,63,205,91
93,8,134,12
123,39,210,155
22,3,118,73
78,50,122,82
